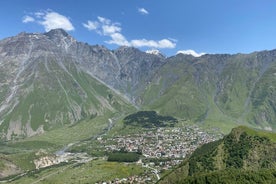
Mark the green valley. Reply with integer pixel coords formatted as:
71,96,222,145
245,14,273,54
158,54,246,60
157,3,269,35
0,29,276,183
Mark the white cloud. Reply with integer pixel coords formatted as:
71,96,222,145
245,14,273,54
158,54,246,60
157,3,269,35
138,8,149,15
131,39,175,49
97,16,111,24
22,15,35,23
22,10,74,32
39,11,74,31
34,12,44,18
83,16,176,49
102,24,121,35
158,39,176,48
177,50,205,57
106,33,130,46
83,20,98,31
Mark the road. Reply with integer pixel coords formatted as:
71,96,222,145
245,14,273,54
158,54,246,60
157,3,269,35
143,164,160,180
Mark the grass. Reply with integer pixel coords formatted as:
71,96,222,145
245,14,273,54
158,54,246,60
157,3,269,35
140,53,276,133
146,78,207,120
25,115,112,146
0,112,116,160
11,159,145,184
0,59,134,139
7,141,58,150
191,84,242,134
0,160,5,170
140,63,238,134
141,59,207,121
7,152,36,171
236,126,276,143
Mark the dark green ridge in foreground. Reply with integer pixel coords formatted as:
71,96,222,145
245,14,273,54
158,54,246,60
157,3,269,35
174,169,276,184
159,126,276,184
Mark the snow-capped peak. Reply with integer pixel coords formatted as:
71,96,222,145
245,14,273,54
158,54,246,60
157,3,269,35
146,49,163,56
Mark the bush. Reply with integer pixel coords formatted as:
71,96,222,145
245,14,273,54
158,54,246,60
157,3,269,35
107,151,140,162
224,132,252,168
188,140,222,175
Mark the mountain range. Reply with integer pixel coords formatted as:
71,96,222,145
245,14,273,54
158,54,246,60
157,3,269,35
0,29,276,140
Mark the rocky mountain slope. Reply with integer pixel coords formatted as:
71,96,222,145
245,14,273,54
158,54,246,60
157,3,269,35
159,126,276,183
0,29,276,140
0,29,140,140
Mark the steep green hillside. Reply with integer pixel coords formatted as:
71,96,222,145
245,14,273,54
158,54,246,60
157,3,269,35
0,56,133,140
1,29,276,139
141,51,276,132
159,126,276,183
142,55,208,121
171,169,276,184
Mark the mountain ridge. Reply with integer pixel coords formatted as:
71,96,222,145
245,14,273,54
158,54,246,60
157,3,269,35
0,29,276,140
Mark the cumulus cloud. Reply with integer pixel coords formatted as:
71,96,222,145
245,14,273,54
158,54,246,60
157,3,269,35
102,24,121,35
138,8,149,15
177,50,205,57
39,11,74,31
83,16,176,49
22,15,35,23
106,33,130,46
131,39,175,49
22,10,74,32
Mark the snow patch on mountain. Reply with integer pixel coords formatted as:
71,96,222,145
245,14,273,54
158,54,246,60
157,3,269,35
146,49,164,57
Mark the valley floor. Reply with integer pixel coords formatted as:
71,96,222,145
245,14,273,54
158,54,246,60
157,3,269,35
0,121,223,183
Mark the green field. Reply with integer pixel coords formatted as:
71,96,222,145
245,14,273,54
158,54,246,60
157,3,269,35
10,159,145,184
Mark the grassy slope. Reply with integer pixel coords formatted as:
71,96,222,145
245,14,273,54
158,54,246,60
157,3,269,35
142,58,207,121
249,62,276,130
141,53,276,133
141,56,239,133
0,57,134,139
10,159,145,184
0,57,136,176
237,125,276,142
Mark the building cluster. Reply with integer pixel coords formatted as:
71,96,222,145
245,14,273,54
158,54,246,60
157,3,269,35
96,175,153,184
99,125,220,160
97,125,222,183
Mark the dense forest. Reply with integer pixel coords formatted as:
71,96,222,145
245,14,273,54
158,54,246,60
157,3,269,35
123,111,178,128
176,169,276,184
107,151,140,162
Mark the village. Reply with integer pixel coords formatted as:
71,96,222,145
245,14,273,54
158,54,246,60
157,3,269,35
96,125,223,183
22,124,224,184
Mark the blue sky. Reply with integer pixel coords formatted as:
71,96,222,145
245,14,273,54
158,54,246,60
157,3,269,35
1,0,276,56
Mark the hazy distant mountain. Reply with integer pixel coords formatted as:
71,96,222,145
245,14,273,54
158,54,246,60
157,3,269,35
0,29,276,140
